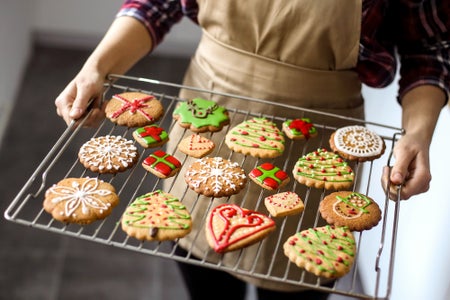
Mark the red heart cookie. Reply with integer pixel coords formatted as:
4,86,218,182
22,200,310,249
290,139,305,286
206,203,276,253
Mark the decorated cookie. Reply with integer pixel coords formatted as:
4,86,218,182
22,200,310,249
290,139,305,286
43,177,119,225
225,117,285,158
282,118,318,140
283,225,356,278
172,98,230,132
206,203,276,253
105,92,164,127
264,191,304,217
121,190,192,241
142,150,182,179
184,157,247,197
177,134,215,158
249,162,290,191
319,191,382,231
329,125,386,162
292,148,354,190
78,135,139,174
132,125,169,148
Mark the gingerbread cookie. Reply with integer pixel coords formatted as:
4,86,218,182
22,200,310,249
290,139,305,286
225,117,285,158
132,125,169,148
43,177,119,225
282,118,317,140
172,98,230,132
206,203,276,253
283,225,356,278
142,150,181,179
292,148,354,190
105,92,164,127
319,191,382,231
121,190,192,241
329,125,386,162
184,157,247,197
264,191,304,217
177,134,215,158
249,163,290,191
78,135,139,174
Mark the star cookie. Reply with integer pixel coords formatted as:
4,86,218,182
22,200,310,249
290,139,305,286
249,162,290,191
177,134,215,158
142,150,182,179
264,191,304,217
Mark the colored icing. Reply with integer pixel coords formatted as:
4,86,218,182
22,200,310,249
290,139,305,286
173,98,229,128
208,203,275,253
79,135,138,171
187,134,214,151
266,191,302,210
123,190,191,231
332,192,371,219
293,148,354,183
134,125,168,146
143,150,181,177
333,125,384,157
110,94,156,121
48,178,112,217
285,118,316,139
250,163,288,190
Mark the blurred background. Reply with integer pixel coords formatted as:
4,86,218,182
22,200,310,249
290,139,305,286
1,1,449,299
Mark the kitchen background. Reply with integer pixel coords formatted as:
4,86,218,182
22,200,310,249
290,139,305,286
1,1,449,299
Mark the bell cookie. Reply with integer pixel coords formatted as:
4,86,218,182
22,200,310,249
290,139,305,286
329,125,385,162
292,148,354,190
206,203,276,253
249,162,290,191
172,98,230,133
283,225,356,279
282,118,318,140
225,117,285,158
78,135,139,174
132,125,169,148
319,191,382,231
105,92,164,127
142,150,182,179
264,191,304,217
121,190,192,241
43,177,119,225
184,157,247,197
177,134,215,158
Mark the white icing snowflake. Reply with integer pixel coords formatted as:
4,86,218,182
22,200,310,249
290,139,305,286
186,157,246,195
334,126,383,157
49,178,112,217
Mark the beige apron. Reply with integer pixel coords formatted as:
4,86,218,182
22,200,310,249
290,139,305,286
167,0,364,292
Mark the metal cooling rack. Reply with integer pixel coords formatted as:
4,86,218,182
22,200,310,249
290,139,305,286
4,74,404,299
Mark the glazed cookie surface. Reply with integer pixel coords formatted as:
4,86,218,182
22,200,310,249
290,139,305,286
43,177,119,225
78,135,139,174
249,162,290,191
319,191,382,231
105,92,164,127
132,125,169,148
329,125,385,162
206,203,276,253
177,134,215,158
142,150,182,179
121,190,192,241
264,191,304,217
282,118,318,140
225,117,285,158
172,98,230,132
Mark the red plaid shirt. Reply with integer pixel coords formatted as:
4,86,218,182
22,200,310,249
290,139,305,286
118,0,450,103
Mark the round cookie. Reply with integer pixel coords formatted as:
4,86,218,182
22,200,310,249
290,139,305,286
121,190,192,241
184,156,247,197
283,225,356,279
329,125,385,162
177,134,215,158
264,191,305,217
282,118,318,140
78,135,139,174
206,203,276,253
43,177,119,225
105,92,164,127
132,125,169,148
319,191,382,231
225,117,285,158
292,148,354,190
142,150,182,179
249,162,290,191
172,98,230,132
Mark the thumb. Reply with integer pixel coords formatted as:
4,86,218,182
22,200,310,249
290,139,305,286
69,89,95,120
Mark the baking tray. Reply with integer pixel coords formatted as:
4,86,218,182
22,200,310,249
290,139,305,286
4,74,403,299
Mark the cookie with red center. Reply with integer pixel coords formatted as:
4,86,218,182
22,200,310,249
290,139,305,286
282,118,318,140
177,134,215,158
249,162,290,190
264,191,304,217
132,125,169,148
142,150,181,179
